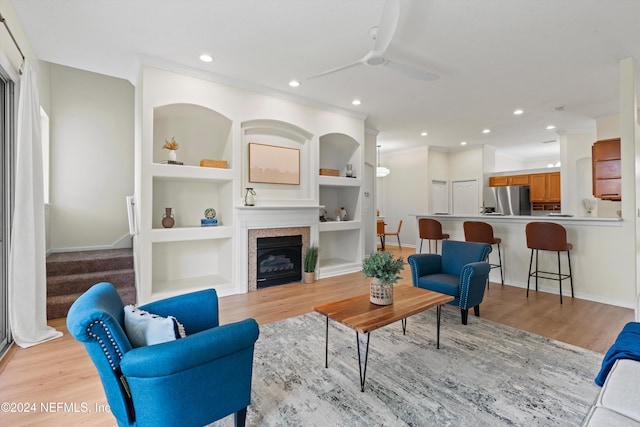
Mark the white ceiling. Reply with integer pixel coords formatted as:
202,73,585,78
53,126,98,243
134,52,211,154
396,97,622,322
10,0,640,160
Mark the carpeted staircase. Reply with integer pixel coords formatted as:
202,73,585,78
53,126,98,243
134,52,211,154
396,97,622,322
46,248,136,320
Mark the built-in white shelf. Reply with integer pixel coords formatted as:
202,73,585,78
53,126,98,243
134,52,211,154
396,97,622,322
318,220,362,232
151,237,233,299
150,225,234,242
137,67,366,303
150,275,236,301
151,163,233,182
318,228,361,278
318,259,362,278
318,176,361,187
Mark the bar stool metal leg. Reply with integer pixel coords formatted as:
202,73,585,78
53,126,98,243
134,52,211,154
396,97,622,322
497,243,504,285
535,249,539,291
568,251,574,297
557,250,563,304
527,249,534,297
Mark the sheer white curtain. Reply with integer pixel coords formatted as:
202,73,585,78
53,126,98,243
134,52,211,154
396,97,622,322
8,61,61,347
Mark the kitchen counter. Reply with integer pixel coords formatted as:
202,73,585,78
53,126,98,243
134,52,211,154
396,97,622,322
410,213,632,308
413,213,622,227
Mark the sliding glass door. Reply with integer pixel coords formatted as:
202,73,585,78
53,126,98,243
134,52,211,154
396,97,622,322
0,65,15,357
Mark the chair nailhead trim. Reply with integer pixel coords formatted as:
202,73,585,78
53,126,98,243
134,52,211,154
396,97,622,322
87,320,123,371
461,267,472,309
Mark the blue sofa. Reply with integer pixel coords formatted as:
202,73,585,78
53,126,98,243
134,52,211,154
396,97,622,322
408,240,492,324
66,282,259,427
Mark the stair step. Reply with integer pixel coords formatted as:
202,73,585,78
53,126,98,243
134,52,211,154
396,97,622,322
47,286,137,320
46,248,133,276
46,248,136,320
47,269,135,297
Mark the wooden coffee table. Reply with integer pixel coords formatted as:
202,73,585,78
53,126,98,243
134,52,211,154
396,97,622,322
313,285,454,392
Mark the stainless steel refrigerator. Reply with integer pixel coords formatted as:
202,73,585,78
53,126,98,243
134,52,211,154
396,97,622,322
486,186,531,215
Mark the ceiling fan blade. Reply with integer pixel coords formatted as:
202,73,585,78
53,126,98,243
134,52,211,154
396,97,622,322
306,59,363,80
384,59,439,81
372,0,400,54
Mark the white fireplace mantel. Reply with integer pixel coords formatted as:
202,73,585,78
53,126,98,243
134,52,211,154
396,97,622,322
236,205,321,228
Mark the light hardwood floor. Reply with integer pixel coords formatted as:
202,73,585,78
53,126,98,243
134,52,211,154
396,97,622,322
0,245,634,426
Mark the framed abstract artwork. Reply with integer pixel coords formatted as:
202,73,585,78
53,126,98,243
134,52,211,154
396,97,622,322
248,143,300,185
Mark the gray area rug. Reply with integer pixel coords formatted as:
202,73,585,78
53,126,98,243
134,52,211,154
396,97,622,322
213,308,602,426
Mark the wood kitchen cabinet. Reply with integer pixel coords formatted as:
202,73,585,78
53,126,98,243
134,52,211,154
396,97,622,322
592,138,621,201
530,172,560,202
489,174,530,187
489,171,560,210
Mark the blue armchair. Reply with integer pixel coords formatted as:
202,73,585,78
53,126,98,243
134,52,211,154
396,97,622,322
66,282,259,427
408,240,492,325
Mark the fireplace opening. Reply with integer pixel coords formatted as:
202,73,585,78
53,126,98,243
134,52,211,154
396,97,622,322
256,235,303,288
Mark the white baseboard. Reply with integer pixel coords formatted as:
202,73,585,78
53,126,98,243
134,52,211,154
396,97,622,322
48,234,133,254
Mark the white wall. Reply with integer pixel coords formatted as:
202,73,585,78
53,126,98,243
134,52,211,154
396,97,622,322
560,133,597,216
49,64,134,251
494,152,525,172
380,147,428,248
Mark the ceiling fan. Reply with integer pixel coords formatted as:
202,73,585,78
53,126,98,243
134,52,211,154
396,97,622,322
307,0,439,81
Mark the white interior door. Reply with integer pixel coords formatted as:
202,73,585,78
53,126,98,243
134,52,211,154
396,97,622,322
430,180,448,213
452,180,479,214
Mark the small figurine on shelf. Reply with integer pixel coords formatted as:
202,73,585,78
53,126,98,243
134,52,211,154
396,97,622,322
163,137,182,164
201,208,218,227
340,207,348,221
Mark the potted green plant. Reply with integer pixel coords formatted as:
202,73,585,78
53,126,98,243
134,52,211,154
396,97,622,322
362,251,404,305
303,245,319,284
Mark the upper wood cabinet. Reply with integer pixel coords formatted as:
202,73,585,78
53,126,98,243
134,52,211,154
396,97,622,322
488,174,530,187
592,138,621,201
530,172,560,202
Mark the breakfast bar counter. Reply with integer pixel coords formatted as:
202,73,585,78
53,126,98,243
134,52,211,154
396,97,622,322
411,213,632,308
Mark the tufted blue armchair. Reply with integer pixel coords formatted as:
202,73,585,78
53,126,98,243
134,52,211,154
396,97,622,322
66,282,259,427
408,240,492,325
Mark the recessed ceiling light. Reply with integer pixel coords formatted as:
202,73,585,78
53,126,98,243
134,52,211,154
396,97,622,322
546,125,556,130
547,163,554,168
482,129,491,134
199,54,213,63
460,141,467,146
421,131,428,136
352,99,361,106
289,80,300,87
513,109,524,115
555,161,561,167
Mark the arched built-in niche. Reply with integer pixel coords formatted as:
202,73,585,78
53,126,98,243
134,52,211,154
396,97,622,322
319,132,360,178
153,103,233,167
241,119,314,203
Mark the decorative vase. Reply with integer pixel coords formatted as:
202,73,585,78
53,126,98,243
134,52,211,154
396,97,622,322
370,277,393,305
167,150,177,162
303,271,315,284
244,188,256,206
162,207,175,228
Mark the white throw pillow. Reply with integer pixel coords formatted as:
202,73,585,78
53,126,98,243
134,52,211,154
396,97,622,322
124,305,186,348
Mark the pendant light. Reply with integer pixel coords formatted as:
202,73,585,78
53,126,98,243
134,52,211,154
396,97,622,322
376,145,390,177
